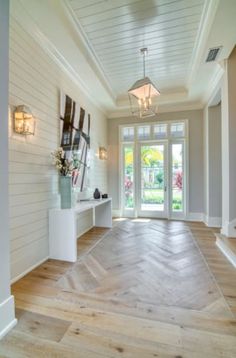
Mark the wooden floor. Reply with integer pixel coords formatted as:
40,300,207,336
1,219,236,357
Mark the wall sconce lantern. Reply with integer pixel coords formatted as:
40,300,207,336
99,146,108,160
14,105,35,135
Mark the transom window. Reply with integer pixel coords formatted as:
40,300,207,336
138,126,150,140
122,127,134,141
153,124,167,139
121,121,186,142
170,123,185,137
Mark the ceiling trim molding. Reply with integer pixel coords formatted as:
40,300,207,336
187,0,220,87
201,63,224,106
62,0,116,101
35,31,108,115
116,88,189,109
107,101,203,119
12,0,109,115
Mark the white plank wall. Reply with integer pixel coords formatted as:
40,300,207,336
9,16,108,281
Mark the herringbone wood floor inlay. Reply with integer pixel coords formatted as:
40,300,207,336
57,219,224,311
2,219,236,357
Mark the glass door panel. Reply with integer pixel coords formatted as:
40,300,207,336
171,143,184,214
139,143,167,217
120,123,187,219
123,146,134,210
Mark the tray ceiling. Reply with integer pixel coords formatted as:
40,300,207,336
12,0,236,114
68,0,205,96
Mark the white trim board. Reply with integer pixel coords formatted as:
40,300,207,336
186,212,204,222
112,210,204,222
11,0,113,114
204,215,222,228
62,0,115,100
188,0,220,87
11,256,49,284
118,120,189,219
216,235,236,268
112,210,122,218
0,296,17,340
170,212,203,222
221,218,236,238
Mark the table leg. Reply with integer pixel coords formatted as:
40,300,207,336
94,200,112,228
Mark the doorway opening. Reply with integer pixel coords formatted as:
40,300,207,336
120,121,188,219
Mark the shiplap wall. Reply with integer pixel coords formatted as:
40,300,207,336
9,16,108,281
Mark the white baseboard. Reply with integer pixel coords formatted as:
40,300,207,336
0,295,17,340
186,212,203,222
216,236,236,268
203,215,222,228
11,256,49,284
113,210,205,223
221,218,236,238
112,209,122,218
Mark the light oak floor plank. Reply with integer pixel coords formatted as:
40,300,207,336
1,219,236,357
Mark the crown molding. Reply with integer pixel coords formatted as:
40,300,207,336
11,0,222,117
11,0,113,115
187,0,220,87
36,31,107,113
107,100,203,119
62,0,116,102
116,87,189,109
201,63,224,106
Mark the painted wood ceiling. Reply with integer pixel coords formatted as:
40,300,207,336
68,0,206,97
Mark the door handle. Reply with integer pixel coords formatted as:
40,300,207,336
164,185,167,192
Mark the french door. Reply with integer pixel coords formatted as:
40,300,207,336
137,142,168,218
121,122,187,219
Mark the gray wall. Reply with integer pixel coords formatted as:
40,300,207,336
221,46,236,236
108,109,204,214
228,48,236,222
208,104,222,218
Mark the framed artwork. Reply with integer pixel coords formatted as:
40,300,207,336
60,92,91,192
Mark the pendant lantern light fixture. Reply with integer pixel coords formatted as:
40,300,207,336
128,48,160,118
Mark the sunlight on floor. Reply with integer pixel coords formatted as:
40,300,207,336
113,218,128,222
132,218,151,223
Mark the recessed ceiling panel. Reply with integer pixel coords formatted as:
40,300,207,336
68,0,206,97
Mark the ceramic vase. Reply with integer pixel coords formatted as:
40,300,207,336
93,188,101,199
59,176,72,209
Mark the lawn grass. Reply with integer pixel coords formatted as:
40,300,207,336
125,189,183,211
142,189,182,210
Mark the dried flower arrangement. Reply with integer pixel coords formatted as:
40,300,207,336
51,148,81,180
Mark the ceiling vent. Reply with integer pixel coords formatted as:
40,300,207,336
206,47,222,62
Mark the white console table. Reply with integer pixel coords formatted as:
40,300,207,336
49,198,112,262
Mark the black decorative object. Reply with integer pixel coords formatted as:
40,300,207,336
93,188,100,199
102,194,108,199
